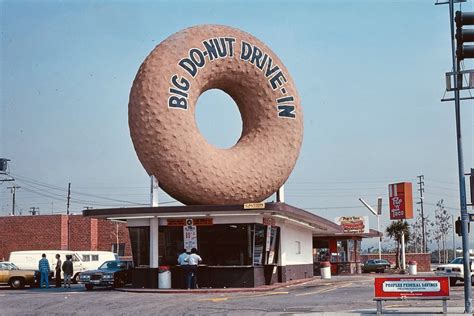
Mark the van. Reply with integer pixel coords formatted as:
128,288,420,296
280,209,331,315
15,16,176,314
9,250,117,281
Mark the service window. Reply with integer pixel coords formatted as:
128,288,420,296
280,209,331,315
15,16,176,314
197,224,253,266
91,255,99,261
82,255,91,262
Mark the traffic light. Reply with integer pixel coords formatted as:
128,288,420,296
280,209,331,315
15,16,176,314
0,159,7,173
456,217,462,236
455,11,474,60
455,216,471,236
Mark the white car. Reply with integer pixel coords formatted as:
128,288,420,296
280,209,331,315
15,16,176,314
9,250,116,282
435,257,474,286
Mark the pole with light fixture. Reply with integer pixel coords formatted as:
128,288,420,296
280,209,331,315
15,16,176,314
359,197,383,260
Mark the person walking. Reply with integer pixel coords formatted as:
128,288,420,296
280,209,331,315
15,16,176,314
177,249,189,289
38,254,50,288
55,254,62,288
185,248,202,289
62,255,73,288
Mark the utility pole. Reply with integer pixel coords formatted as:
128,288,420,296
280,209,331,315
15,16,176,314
452,215,456,261
66,182,71,215
7,185,20,216
444,1,472,312
66,182,71,250
417,175,426,253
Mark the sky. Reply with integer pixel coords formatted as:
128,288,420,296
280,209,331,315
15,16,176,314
1,0,473,250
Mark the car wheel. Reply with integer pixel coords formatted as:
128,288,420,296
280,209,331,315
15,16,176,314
450,278,457,286
9,277,25,289
471,276,474,286
85,284,94,291
113,278,125,288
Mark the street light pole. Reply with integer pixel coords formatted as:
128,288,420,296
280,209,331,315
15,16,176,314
448,0,472,312
359,197,382,260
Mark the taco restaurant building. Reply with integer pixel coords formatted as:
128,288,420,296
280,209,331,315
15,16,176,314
83,202,343,288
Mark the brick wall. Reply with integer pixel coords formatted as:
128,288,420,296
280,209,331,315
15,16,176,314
360,253,432,272
0,215,131,261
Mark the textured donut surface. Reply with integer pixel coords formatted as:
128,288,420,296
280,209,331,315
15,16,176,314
129,25,303,205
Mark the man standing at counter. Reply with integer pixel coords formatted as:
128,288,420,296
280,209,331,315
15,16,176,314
185,248,202,289
177,249,189,289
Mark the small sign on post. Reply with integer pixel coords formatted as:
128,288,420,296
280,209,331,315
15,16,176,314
183,219,197,252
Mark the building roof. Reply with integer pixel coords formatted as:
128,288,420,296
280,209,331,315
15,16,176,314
82,202,343,235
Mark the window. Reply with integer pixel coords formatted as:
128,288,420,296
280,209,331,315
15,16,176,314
254,224,279,265
295,241,301,254
197,224,253,266
111,243,126,256
159,226,183,266
155,224,280,267
91,255,99,261
129,226,150,267
82,255,90,262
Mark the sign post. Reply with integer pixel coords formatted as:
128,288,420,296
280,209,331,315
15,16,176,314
388,182,413,270
359,197,382,260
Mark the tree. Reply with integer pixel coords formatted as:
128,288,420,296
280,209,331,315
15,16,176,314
432,199,452,264
386,220,410,269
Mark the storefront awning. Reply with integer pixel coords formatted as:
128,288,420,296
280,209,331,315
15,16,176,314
82,202,343,235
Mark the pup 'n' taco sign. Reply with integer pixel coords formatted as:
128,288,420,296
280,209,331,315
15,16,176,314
334,216,369,234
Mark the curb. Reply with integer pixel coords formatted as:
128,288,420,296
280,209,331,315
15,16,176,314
114,277,319,294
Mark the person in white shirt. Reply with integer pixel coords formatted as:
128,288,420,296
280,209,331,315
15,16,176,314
177,249,189,265
185,248,202,289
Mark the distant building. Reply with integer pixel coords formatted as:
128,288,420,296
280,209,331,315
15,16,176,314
0,214,132,261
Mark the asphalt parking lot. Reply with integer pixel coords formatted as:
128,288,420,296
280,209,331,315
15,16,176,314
0,273,470,315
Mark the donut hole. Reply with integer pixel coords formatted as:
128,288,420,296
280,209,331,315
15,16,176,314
195,89,243,149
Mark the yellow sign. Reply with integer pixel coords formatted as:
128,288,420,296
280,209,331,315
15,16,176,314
244,202,266,210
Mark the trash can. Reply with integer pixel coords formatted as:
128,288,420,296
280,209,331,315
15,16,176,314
320,261,331,279
158,266,171,289
408,261,417,275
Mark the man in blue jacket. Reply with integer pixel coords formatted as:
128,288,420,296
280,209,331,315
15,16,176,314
38,253,50,288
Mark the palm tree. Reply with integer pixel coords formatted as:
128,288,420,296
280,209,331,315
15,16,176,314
386,220,410,269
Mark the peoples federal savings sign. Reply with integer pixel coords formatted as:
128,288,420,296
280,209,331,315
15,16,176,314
375,277,450,298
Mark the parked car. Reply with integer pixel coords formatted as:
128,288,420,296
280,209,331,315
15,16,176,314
435,257,474,286
0,262,38,289
78,260,133,290
9,250,116,282
362,259,391,273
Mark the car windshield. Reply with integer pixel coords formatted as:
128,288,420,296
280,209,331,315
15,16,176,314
99,261,119,270
6,263,19,270
450,258,463,264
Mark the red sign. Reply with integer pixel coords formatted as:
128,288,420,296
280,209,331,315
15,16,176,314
374,277,450,298
167,218,213,226
388,182,413,220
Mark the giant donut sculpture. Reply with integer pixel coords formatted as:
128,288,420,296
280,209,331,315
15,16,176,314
129,25,303,205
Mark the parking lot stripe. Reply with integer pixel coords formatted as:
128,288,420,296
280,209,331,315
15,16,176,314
198,291,288,302
295,282,353,296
